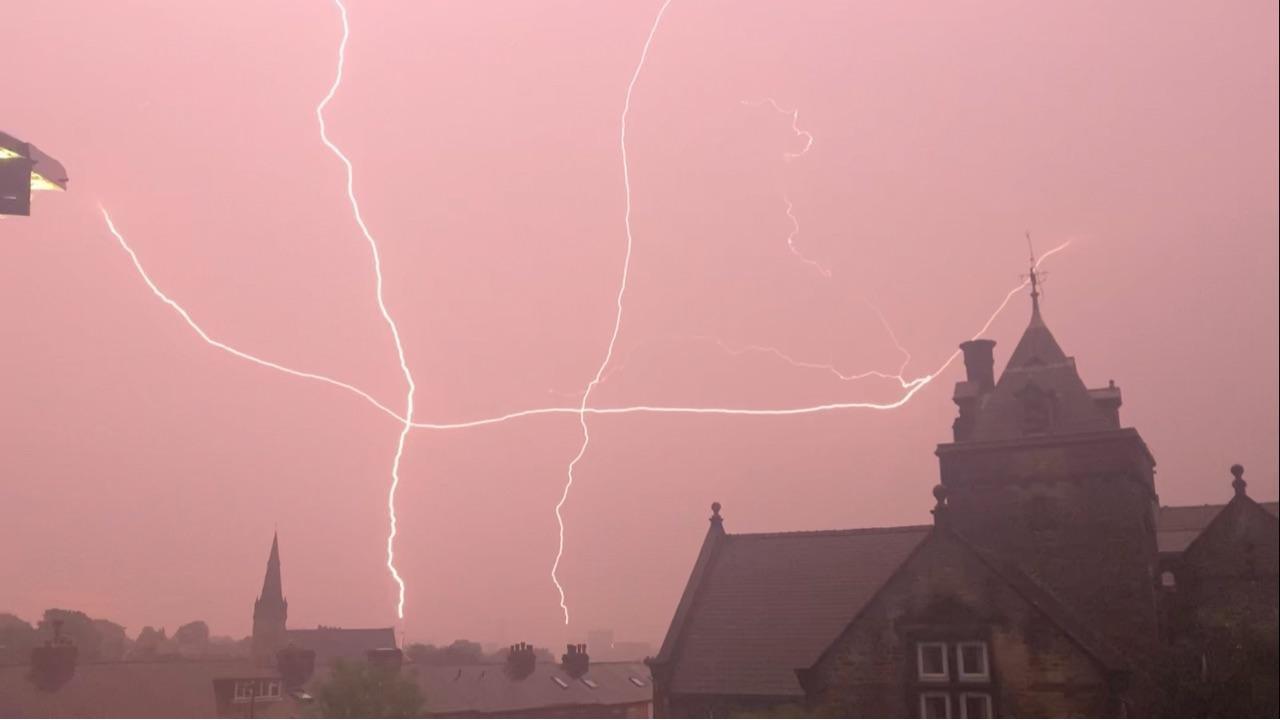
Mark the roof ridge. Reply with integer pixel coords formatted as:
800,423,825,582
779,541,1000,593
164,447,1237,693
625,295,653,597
730,523,930,540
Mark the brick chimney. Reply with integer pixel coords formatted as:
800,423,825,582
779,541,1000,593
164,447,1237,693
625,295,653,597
561,643,590,677
960,339,996,391
276,644,316,689
29,620,78,691
366,647,404,674
505,642,536,679
953,339,996,441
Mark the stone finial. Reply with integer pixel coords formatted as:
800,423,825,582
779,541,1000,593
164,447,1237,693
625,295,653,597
710,502,723,525
1231,464,1247,497
931,484,949,522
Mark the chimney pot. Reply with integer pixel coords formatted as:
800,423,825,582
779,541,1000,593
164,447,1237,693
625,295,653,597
959,339,996,392
561,643,590,677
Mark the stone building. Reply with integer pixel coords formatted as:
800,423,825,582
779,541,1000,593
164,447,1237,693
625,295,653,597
648,275,1278,717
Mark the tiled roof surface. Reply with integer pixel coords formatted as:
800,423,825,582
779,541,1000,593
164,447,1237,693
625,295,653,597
285,627,396,666
669,525,930,697
0,660,286,718
1157,501,1279,553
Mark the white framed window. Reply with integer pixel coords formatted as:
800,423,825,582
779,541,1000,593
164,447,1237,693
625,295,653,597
959,692,992,718
917,642,949,682
920,691,951,718
263,681,282,699
956,642,989,681
233,681,254,702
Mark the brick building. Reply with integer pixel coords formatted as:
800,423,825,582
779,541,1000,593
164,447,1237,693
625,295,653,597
648,276,1279,717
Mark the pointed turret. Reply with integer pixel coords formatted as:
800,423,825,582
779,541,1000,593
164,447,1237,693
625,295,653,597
953,270,1123,442
937,255,1160,655
1004,263,1069,370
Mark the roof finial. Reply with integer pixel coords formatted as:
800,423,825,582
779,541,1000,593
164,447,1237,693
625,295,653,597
1027,231,1042,317
931,484,949,524
710,501,723,527
1230,464,1247,497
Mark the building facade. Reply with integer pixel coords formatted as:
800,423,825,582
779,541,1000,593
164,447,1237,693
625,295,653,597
649,279,1279,717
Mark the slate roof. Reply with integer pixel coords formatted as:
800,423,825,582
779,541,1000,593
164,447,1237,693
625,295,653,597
0,659,288,718
404,661,651,717
285,627,396,666
1157,501,1279,553
664,525,931,698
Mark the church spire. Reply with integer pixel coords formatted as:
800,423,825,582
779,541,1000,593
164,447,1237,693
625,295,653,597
260,532,284,604
253,531,288,665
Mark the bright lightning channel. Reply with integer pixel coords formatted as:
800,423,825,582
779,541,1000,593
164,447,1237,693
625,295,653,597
318,0,417,620
97,0,1068,628
742,98,828,277
406,240,1070,432
102,207,1065,435
99,208,402,422
551,0,675,626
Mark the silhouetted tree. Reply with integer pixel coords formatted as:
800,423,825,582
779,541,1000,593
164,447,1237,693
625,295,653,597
37,610,130,662
174,620,210,648
0,613,39,664
131,626,169,660
311,659,424,718
92,619,130,661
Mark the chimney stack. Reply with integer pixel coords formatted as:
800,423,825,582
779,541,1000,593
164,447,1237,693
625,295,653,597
505,642,536,679
29,620,78,691
366,647,404,675
561,643,590,677
959,339,996,392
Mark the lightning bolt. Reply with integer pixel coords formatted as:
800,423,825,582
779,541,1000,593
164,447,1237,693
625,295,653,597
406,241,1070,432
742,98,828,277
99,207,402,422
316,0,418,620
95,0,1071,628
551,0,675,625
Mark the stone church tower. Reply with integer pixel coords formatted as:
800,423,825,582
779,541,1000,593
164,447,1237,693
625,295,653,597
252,532,289,665
936,266,1161,654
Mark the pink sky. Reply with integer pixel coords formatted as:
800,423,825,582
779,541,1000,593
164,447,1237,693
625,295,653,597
2,0,1277,650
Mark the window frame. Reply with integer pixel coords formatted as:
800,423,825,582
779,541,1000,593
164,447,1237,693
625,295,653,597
956,642,990,682
916,641,950,682
919,691,952,718
959,692,993,718
232,681,254,702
